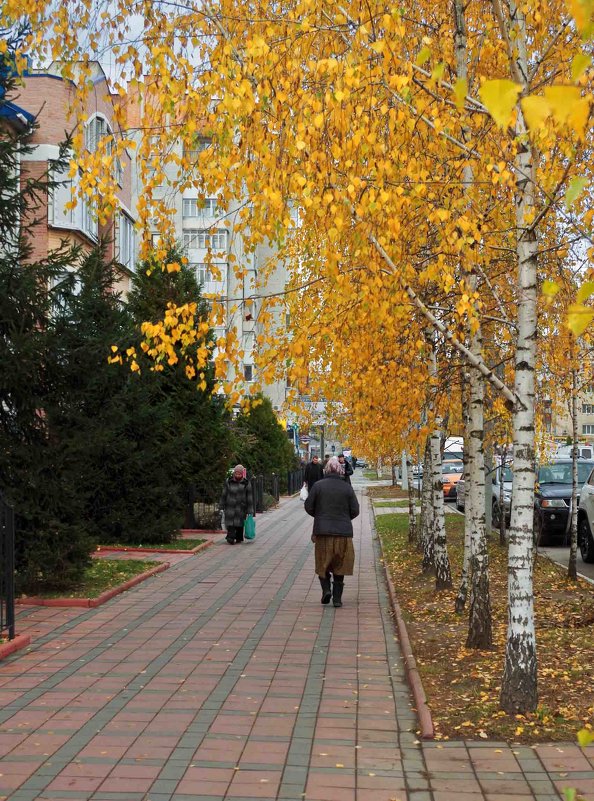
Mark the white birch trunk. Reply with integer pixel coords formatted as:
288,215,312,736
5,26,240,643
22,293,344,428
456,376,472,613
421,441,435,571
431,421,452,589
499,447,508,546
467,332,492,647
499,0,538,714
569,365,578,581
406,452,418,546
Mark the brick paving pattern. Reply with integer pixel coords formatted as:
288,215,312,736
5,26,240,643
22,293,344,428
1,477,593,800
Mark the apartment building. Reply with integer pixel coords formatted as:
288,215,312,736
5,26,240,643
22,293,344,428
13,61,136,294
127,85,287,410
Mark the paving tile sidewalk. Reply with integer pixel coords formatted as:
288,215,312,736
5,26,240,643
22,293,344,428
0,481,592,801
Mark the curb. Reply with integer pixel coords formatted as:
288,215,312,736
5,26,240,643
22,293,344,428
95,539,214,556
0,633,32,661
17,562,171,609
181,528,226,535
371,501,435,740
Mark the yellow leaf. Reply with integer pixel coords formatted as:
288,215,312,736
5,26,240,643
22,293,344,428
370,40,385,54
544,85,581,124
565,176,588,209
314,113,324,128
577,728,594,747
571,53,592,81
542,279,560,300
577,280,594,304
453,77,467,111
521,95,551,132
166,262,181,273
566,0,594,37
431,62,445,84
567,303,594,336
416,46,431,66
479,79,521,129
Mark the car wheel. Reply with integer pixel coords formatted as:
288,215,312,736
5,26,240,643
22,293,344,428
492,499,501,528
534,511,549,547
579,516,594,563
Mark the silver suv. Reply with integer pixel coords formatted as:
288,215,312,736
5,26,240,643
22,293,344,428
576,468,594,562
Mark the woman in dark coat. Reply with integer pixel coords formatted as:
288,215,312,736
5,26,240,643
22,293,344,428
304,456,359,607
220,465,254,544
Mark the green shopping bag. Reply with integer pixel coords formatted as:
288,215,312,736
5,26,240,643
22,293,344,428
244,514,256,540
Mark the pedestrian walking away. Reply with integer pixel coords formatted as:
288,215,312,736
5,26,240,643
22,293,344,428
304,455,360,607
338,452,353,484
303,454,324,489
220,464,254,544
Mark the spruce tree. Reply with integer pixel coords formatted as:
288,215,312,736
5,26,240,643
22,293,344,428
0,55,92,591
233,395,298,482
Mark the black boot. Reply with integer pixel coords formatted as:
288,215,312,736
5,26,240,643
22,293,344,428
332,575,344,607
319,575,332,605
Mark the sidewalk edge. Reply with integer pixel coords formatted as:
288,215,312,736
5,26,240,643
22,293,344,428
372,501,435,740
0,633,32,661
17,562,171,609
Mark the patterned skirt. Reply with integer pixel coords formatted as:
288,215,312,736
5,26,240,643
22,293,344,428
314,535,355,577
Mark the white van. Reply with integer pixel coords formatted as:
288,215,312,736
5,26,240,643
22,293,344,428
555,444,594,460
443,437,464,462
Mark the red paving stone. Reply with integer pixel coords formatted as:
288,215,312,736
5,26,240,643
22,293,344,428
0,481,592,800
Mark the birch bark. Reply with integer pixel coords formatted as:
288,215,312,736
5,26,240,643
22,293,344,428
569,364,578,581
406,452,418,546
497,0,539,714
431,421,452,589
421,441,435,572
456,377,471,613
453,0,491,645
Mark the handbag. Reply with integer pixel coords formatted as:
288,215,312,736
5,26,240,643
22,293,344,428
299,483,308,501
244,514,256,540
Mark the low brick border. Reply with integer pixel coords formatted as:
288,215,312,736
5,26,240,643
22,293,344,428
0,633,32,661
181,528,226,535
95,539,214,555
371,502,435,740
17,562,170,609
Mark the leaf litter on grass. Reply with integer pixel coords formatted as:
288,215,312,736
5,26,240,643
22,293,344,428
376,511,594,742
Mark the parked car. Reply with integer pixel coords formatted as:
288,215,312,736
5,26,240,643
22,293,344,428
555,444,594,460
442,460,463,499
576,467,594,562
356,458,368,468
455,464,513,526
534,459,594,546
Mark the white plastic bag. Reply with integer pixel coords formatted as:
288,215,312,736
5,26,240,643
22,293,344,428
299,483,308,501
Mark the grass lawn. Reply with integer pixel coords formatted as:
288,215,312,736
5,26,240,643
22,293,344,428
367,485,410,499
29,559,159,599
376,511,594,743
97,539,205,551
373,500,415,508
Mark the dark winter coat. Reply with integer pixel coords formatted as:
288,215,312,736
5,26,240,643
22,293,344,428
220,477,254,529
304,460,324,488
340,459,353,485
304,474,360,537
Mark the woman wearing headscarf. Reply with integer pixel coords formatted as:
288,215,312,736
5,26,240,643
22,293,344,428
304,456,360,607
220,465,253,544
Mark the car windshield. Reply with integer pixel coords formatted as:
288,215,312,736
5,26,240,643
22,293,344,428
500,466,513,482
537,462,593,485
442,462,463,474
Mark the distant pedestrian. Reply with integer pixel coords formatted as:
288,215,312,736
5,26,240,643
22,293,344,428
338,453,353,485
304,456,360,607
220,465,253,544
304,455,324,489
351,455,357,470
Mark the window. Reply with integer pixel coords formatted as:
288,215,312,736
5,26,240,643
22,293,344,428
192,263,211,285
183,229,228,250
583,425,594,435
49,162,97,241
244,364,253,382
583,404,594,415
183,197,218,218
85,114,123,185
117,213,136,271
183,137,212,163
